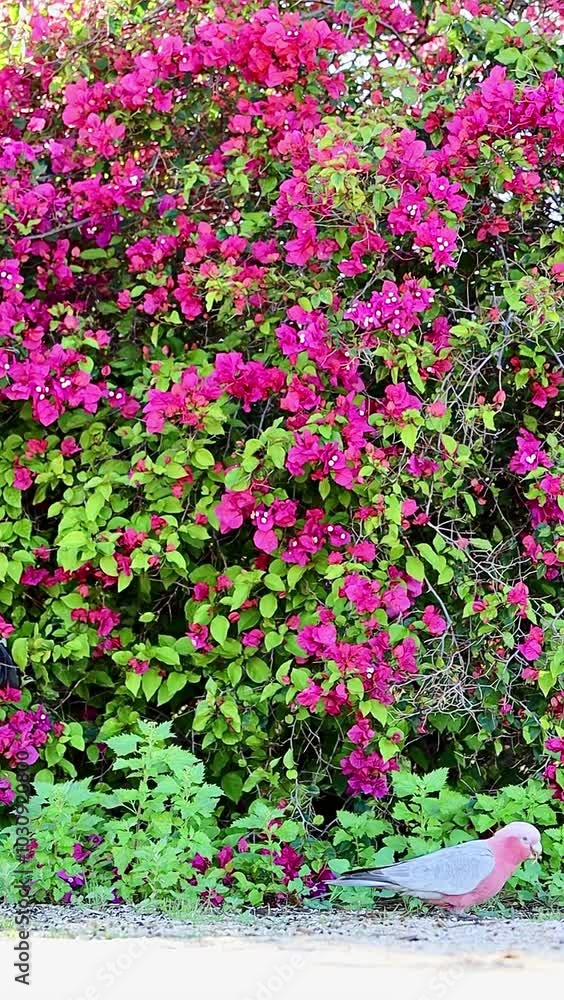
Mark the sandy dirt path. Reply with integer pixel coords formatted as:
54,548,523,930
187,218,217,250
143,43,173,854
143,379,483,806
1,910,563,1000
1,933,564,1000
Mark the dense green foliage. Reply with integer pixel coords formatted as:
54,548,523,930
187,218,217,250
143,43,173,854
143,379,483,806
1,722,563,907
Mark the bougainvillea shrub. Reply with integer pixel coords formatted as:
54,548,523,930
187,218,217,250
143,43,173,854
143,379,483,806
0,0,563,898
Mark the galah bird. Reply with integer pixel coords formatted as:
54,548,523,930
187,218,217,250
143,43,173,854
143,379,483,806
331,822,542,911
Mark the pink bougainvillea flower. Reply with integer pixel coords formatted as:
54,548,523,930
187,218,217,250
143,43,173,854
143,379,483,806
341,574,381,614
348,541,376,563
12,462,34,491
0,616,15,639
191,854,210,875
427,400,447,418
422,605,448,636
0,778,15,805
0,686,21,703
295,679,323,710
72,843,90,862
215,489,255,533
217,845,234,868
56,870,86,890
340,747,398,798
380,383,421,421
186,624,212,653
347,715,374,748
507,583,529,613
128,658,149,675
382,584,411,618
242,628,264,648
250,505,278,554
0,706,52,766
60,437,81,457
517,626,544,662
193,582,210,602
509,429,552,475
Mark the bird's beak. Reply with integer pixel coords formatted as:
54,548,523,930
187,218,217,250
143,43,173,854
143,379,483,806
531,843,542,860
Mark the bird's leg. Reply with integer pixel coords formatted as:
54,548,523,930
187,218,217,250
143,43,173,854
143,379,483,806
452,910,483,923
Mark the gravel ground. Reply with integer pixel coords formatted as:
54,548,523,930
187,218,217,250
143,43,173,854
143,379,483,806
1,903,564,954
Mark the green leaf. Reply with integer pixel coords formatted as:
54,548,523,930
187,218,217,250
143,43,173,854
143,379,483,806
166,549,187,573
400,424,418,451
277,820,301,841
259,593,277,618
10,638,28,669
175,636,195,655
157,672,188,705
291,667,310,690
80,248,107,260
246,658,270,683
379,738,398,762
417,543,445,573
210,615,229,645
99,555,118,577
287,565,305,590
441,434,458,455
192,702,212,732
59,530,88,548
222,771,243,802
227,662,242,686
264,631,282,651
405,555,425,582
319,478,330,500
437,567,454,584
153,646,180,666
347,676,364,698
230,582,253,609
142,670,162,701
392,770,420,797
268,444,286,469
66,724,85,751
106,734,140,756
85,492,105,522
482,409,496,431
192,448,215,469
264,573,284,591
363,700,388,725
125,672,141,696
538,671,554,696
421,768,449,793
496,47,519,64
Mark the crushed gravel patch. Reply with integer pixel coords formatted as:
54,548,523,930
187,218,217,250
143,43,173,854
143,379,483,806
1,904,563,956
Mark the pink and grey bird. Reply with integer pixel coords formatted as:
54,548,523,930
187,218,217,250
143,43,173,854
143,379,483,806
331,822,542,911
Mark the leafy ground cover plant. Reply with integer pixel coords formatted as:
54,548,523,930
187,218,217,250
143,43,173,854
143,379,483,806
0,0,562,906
1,725,562,907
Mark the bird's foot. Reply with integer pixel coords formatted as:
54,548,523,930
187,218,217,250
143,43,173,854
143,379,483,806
436,910,479,923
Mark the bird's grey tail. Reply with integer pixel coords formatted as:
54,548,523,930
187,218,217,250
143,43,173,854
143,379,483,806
329,869,398,889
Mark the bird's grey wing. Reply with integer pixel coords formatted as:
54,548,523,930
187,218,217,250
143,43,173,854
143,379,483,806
373,841,495,895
